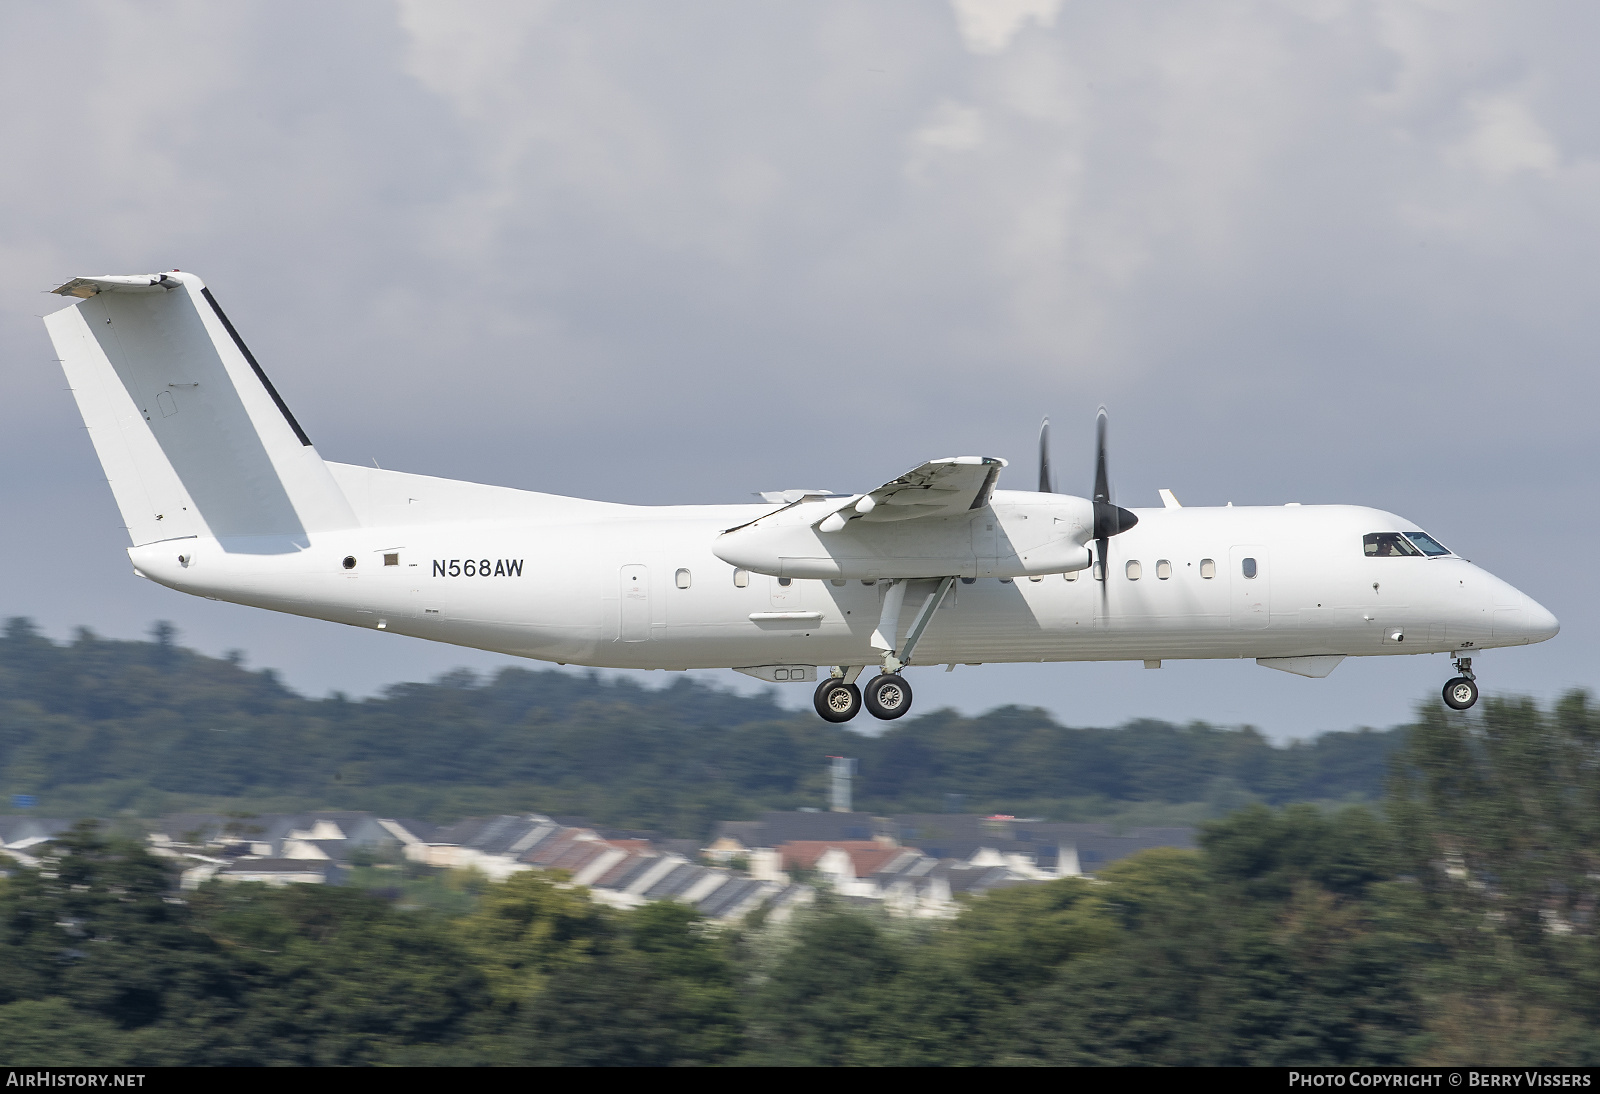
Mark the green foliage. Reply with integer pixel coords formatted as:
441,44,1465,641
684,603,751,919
0,618,1400,832
7,620,1600,1065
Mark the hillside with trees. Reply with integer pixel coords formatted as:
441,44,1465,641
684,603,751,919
4,688,1598,1065
0,618,1400,832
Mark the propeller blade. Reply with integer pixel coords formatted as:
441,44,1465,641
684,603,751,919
1090,407,1137,611
1091,406,1139,541
1038,417,1053,493
1093,407,1109,507
1097,536,1110,606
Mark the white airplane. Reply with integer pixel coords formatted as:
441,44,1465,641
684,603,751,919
43,272,1558,723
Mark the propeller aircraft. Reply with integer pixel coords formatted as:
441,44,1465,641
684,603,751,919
44,272,1559,723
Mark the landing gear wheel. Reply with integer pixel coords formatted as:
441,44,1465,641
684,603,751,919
814,679,862,723
864,673,913,720
1443,676,1479,711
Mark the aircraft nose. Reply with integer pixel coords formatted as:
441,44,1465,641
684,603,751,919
1523,596,1560,643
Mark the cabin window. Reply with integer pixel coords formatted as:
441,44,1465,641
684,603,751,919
342,556,356,570
1064,570,1078,582
830,579,846,586
1028,575,1042,582
384,553,399,567
733,568,749,588
675,568,692,589
1126,560,1142,580
777,576,792,586
999,577,1013,584
961,577,976,584
1156,560,1172,580
1093,561,1104,581
1242,557,1258,579
1200,558,1216,579
1364,532,1422,557
1404,531,1451,557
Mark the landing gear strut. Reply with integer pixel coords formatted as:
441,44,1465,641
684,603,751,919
860,576,956,721
1443,655,1478,711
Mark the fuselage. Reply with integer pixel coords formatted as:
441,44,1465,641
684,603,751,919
127,465,1558,673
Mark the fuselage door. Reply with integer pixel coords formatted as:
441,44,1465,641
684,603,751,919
1230,546,1269,629
770,575,807,610
619,564,650,641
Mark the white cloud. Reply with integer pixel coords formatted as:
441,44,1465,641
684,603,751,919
1457,93,1561,177
949,0,1063,55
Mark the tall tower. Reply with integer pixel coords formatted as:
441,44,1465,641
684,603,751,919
828,755,857,813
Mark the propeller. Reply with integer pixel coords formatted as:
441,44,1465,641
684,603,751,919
1038,417,1053,493
1091,406,1138,604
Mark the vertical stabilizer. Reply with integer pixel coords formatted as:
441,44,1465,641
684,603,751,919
44,272,356,549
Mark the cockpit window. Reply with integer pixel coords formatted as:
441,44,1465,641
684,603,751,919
1364,532,1422,557
1404,531,1451,557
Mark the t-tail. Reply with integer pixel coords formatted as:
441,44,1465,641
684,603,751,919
44,272,356,553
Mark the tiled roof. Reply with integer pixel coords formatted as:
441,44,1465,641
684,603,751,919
775,840,883,870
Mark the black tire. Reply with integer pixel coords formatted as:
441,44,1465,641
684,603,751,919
863,673,913,720
814,679,862,723
1443,676,1479,711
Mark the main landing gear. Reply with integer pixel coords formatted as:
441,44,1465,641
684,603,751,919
1443,655,1479,711
863,673,913,720
814,676,862,723
813,670,915,723
817,575,957,723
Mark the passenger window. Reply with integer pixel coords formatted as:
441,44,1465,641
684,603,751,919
1126,560,1142,580
384,553,399,567
1156,560,1172,580
961,577,977,584
733,568,749,588
1242,557,1258,579
1064,570,1078,582
1363,532,1422,557
675,568,692,589
1093,561,1104,581
1404,531,1451,557
777,576,792,586
1028,575,1042,582
1200,558,1215,579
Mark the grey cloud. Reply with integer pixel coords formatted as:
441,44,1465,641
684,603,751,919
0,0,1593,734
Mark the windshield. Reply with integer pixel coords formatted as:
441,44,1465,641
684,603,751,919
1404,531,1451,557
1364,532,1421,557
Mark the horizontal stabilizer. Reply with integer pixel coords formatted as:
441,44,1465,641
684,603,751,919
52,274,184,298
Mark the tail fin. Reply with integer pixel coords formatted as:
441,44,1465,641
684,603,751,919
45,272,356,549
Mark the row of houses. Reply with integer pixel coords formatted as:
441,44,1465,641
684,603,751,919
0,816,74,868
3,809,1197,921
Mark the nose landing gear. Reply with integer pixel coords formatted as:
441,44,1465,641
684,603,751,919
1443,655,1479,711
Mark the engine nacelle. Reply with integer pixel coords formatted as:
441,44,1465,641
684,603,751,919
714,489,1094,580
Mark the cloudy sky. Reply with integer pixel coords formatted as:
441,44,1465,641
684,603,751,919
2,0,1594,739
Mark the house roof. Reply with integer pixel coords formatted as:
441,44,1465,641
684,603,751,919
712,812,885,850
0,817,73,847
775,840,883,870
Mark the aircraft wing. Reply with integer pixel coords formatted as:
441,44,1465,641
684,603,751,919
850,456,1007,524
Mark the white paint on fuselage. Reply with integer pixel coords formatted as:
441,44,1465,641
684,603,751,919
127,464,1558,673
